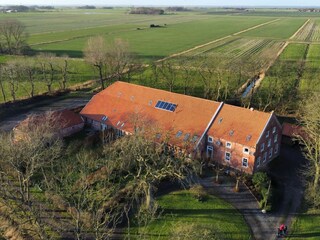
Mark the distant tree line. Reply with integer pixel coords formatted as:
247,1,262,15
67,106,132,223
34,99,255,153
78,5,96,9
129,7,165,15
166,7,191,12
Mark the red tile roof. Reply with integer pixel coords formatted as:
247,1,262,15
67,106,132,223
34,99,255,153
208,105,272,147
81,81,273,148
81,81,220,147
16,109,83,130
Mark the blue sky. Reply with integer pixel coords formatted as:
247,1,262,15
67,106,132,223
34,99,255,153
1,0,320,7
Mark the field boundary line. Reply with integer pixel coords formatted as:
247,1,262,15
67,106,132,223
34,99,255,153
157,18,280,62
289,19,310,40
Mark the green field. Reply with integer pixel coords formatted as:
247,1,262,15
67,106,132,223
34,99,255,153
240,18,307,39
129,189,250,240
290,209,320,240
299,44,320,93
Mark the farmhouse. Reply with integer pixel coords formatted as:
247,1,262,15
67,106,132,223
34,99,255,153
80,81,281,174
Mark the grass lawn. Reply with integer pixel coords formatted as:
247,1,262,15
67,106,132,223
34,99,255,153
128,189,251,240
289,209,320,239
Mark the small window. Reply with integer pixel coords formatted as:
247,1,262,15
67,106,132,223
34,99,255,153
268,139,271,148
116,121,121,126
101,115,108,121
266,130,270,138
192,135,199,143
272,126,276,134
263,152,267,162
274,144,278,154
256,157,261,167
184,133,190,141
225,152,231,161
260,143,265,152
121,123,125,128
226,142,232,149
242,158,248,168
274,135,278,143
208,136,213,143
229,130,234,136
176,131,183,138
156,133,162,139
243,147,249,154
269,148,273,159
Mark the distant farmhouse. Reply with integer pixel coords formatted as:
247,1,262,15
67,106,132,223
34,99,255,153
81,82,282,174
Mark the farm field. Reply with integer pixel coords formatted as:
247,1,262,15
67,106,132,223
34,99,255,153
254,43,309,112
129,189,250,240
299,44,320,93
239,18,307,39
293,19,320,42
29,14,276,59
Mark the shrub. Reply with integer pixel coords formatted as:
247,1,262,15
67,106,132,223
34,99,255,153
189,185,208,202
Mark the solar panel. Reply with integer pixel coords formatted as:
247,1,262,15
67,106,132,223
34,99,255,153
155,100,177,112
155,101,162,108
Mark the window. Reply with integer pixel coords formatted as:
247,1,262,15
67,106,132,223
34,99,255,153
269,148,273,159
226,142,232,149
266,130,270,138
225,152,231,161
176,131,183,138
274,144,278,154
242,158,248,168
243,147,249,154
208,136,213,143
192,135,199,143
101,115,108,121
272,126,276,134
260,143,265,152
263,152,267,162
274,135,278,143
207,146,213,158
256,157,261,167
184,133,190,141
267,139,271,148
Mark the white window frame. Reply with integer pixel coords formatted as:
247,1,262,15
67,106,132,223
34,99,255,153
274,135,278,143
263,152,267,162
207,146,213,158
225,152,231,161
242,157,248,168
226,142,232,149
266,130,270,138
267,139,271,148
256,156,261,167
243,147,249,154
269,148,273,159
260,143,265,152
208,136,213,143
272,126,276,134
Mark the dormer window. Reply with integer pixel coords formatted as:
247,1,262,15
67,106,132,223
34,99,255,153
243,147,249,154
176,131,183,138
226,142,232,149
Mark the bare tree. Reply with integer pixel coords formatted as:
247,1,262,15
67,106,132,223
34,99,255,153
297,92,320,208
57,55,69,90
0,112,63,239
84,36,108,89
0,19,28,55
38,53,56,93
0,65,7,102
3,60,20,101
84,36,134,89
20,58,37,98
156,61,177,92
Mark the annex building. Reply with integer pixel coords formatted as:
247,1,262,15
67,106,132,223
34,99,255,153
81,81,281,174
